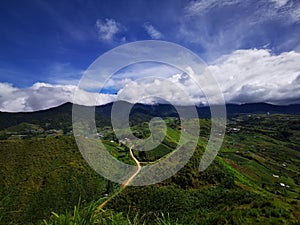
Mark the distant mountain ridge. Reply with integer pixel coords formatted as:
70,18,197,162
0,102,299,130
225,102,300,115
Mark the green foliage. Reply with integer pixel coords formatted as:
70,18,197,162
0,137,109,224
42,199,181,225
1,113,300,224
42,199,128,225
106,184,296,224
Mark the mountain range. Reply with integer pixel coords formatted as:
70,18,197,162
0,102,300,131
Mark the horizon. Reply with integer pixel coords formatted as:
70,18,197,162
1,100,300,114
1,0,300,112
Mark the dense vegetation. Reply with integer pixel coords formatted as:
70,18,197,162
0,103,299,224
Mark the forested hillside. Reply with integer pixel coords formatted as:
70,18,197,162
0,104,299,224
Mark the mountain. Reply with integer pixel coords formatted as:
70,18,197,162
96,101,300,118
225,102,300,115
0,101,299,224
0,102,300,130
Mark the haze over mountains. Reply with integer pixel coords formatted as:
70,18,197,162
0,102,300,131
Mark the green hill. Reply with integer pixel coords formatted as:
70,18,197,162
0,136,111,224
0,107,299,224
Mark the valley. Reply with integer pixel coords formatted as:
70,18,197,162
0,103,299,224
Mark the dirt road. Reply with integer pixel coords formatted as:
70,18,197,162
97,145,141,210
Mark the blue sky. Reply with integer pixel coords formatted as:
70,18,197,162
0,0,300,111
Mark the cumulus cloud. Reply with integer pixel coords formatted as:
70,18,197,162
110,49,300,106
143,23,163,39
209,49,300,104
1,49,300,112
0,82,116,112
95,18,124,41
116,78,198,105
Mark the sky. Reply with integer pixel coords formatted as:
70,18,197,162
0,0,300,111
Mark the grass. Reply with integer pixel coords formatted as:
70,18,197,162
42,198,181,225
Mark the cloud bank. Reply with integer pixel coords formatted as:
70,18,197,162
1,49,299,112
208,49,300,105
0,82,116,112
99,49,300,106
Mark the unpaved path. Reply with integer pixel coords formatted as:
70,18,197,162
97,145,140,210
121,145,141,187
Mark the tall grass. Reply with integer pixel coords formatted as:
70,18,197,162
42,198,181,225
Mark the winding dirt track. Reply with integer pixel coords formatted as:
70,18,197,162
121,145,141,187
97,145,140,210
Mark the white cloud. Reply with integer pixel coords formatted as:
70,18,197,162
185,0,239,16
207,49,300,104
95,18,123,41
185,0,291,16
270,0,300,24
108,49,300,106
1,49,299,112
180,0,300,60
114,63,181,82
290,5,300,23
270,0,289,8
143,23,163,39
0,82,116,112
180,1,252,60
116,78,199,105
